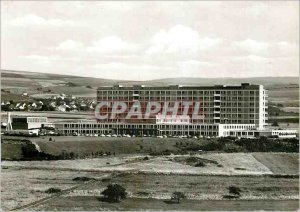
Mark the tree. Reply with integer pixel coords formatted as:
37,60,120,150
101,184,127,202
171,191,186,203
229,186,241,197
271,121,279,126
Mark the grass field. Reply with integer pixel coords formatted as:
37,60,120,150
2,151,298,211
3,153,298,176
268,87,299,107
1,167,298,211
1,167,108,211
29,136,192,156
1,154,273,175
1,70,118,98
75,173,298,200
1,70,298,102
1,142,24,160
281,107,299,113
29,197,299,211
252,153,299,175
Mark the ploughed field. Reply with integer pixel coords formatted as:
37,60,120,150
1,152,299,211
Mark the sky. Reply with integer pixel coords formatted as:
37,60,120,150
1,1,299,80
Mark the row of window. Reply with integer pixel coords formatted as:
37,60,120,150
223,125,255,129
97,90,260,96
62,123,219,129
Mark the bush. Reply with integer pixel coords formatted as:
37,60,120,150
101,184,127,202
137,191,149,196
223,194,239,199
69,152,75,159
143,156,149,160
185,157,198,163
224,143,245,153
101,178,111,182
66,82,78,87
72,177,94,182
162,149,172,156
229,186,241,196
45,187,61,194
171,191,186,203
195,161,206,167
201,140,224,151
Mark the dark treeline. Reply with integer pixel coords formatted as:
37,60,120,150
184,137,299,153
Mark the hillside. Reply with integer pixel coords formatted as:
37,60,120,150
147,77,299,88
1,69,140,98
1,69,299,100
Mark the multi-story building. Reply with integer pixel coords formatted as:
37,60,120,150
56,83,269,137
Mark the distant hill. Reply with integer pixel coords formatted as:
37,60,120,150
2,69,298,86
1,69,298,98
145,77,299,87
1,69,141,97
1,69,130,87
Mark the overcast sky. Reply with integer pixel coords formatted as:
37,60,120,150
1,1,299,80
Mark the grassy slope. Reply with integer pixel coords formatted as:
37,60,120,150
32,196,299,211
252,153,299,175
1,143,23,160
28,172,299,211
1,69,299,96
31,137,188,156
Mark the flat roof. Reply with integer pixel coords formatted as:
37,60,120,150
97,83,261,90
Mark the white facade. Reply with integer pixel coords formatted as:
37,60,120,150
259,85,268,130
272,129,297,138
27,117,48,129
156,114,190,124
218,124,256,137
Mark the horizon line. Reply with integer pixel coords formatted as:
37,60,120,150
1,69,299,81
